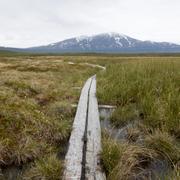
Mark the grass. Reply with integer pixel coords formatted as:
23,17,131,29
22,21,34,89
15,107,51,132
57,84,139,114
110,104,138,127
0,54,180,179
101,131,180,180
101,135,124,175
108,145,156,180
163,165,180,180
145,130,180,164
0,55,99,179
97,58,180,179
101,134,157,180
98,60,180,134
23,153,63,180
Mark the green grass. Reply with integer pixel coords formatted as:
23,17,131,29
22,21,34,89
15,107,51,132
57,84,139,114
98,60,180,134
0,54,180,179
97,58,180,179
101,135,125,175
101,134,157,180
145,130,180,164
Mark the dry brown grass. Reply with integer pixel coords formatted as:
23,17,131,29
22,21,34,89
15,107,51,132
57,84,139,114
0,55,99,178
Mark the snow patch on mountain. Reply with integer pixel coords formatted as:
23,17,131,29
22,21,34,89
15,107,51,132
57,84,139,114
25,32,180,53
49,43,56,46
114,37,123,47
76,35,93,43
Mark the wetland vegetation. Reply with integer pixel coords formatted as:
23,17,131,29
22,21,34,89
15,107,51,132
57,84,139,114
0,53,179,179
97,58,180,179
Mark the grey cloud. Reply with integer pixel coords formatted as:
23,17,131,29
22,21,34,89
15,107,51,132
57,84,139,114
0,0,180,47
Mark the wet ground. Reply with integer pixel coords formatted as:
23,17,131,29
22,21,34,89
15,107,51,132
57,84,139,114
0,106,171,179
99,105,130,141
0,142,69,180
99,106,172,179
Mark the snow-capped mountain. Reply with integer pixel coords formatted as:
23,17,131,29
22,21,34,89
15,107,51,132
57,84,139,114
1,33,180,53
26,33,180,53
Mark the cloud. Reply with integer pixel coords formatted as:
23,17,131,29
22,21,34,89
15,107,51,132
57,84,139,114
0,0,180,47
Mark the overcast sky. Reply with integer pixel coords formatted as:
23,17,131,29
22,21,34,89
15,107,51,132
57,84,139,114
0,0,180,48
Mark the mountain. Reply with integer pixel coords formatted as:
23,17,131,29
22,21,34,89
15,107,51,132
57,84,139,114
1,33,180,53
0,46,22,53
26,33,180,53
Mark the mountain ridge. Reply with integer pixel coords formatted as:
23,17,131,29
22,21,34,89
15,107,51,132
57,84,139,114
1,33,180,53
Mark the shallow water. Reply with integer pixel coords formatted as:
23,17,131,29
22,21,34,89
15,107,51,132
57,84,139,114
0,142,68,180
1,165,25,180
99,106,129,141
99,106,171,179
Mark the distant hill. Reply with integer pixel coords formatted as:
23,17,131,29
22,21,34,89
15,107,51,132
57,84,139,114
0,49,17,56
0,46,22,53
1,33,180,53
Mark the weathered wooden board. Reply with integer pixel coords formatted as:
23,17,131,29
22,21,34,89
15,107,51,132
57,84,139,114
63,75,106,180
63,77,93,180
80,63,106,70
85,76,106,180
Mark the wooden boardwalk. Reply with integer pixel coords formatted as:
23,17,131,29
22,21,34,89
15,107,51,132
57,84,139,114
63,76,105,180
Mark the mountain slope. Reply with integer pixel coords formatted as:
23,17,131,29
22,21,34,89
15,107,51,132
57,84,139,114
1,33,180,53
26,33,180,53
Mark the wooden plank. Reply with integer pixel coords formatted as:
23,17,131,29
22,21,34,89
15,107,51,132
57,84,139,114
80,63,106,70
98,105,117,109
63,77,93,180
85,76,106,180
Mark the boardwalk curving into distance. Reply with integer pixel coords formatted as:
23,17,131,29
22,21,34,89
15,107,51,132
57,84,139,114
63,75,105,180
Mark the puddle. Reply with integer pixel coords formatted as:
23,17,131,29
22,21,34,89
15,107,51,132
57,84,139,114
0,142,69,180
99,106,129,141
57,140,69,161
1,165,27,180
99,106,171,179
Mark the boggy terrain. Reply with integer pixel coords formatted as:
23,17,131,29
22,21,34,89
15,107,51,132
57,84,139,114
0,53,179,179
97,58,180,179
0,55,98,179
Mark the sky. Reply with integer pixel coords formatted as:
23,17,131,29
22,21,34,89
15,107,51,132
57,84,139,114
0,0,180,48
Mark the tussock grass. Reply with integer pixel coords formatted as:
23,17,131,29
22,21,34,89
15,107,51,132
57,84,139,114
23,153,63,180
145,130,180,164
163,165,180,180
101,137,125,174
101,135,157,180
1,55,180,178
98,60,180,134
0,56,98,178
126,126,141,142
110,104,138,127
98,58,180,179
108,146,156,180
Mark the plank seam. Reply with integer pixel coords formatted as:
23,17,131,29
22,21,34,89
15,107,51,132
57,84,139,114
81,77,93,180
